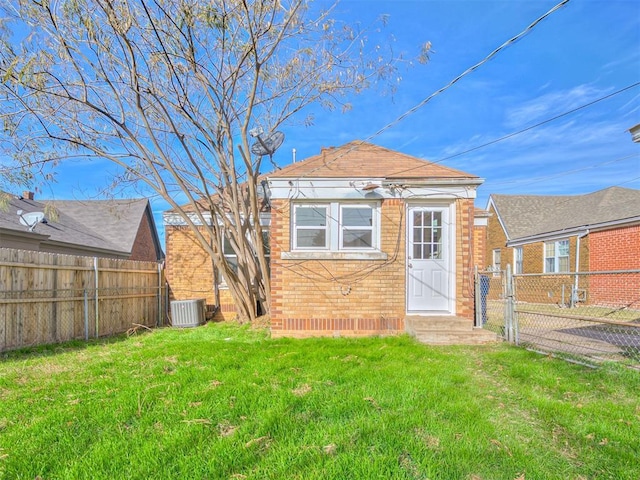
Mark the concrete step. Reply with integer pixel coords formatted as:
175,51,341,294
406,316,500,345
414,329,500,345
405,316,472,332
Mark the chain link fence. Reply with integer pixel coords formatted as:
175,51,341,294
0,286,168,352
476,268,640,366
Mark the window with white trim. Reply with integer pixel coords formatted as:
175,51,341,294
340,205,374,249
514,247,523,274
292,202,379,251
492,249,501,272
219,228,270,286
222,236,238,274
544,239,569,273
293,204,329,249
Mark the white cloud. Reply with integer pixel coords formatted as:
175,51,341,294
504,84,610,129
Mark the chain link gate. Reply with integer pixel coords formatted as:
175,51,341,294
475,267,640,367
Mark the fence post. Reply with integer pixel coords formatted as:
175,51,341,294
157,262,162,327
504,264,515,343
165,280,170,324
474,266,481,328
94,257,99,338
84,289,89,341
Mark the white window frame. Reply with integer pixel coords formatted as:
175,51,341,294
219,228,270,288
292,204,330,250
514,247,523,274
492,248,501,274
292,201,380,252
339,204,375,250
544,239,570,273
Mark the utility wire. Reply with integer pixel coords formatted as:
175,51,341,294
488,153,639,187
288,0,572,180
434,82,640,164
364,0,572,145
382,82,640,179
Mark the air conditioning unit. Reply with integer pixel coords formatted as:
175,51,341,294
170,299,206,328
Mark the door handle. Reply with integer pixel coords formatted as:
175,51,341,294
408,262,413,268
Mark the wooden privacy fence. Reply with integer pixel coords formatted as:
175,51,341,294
0,248,166,352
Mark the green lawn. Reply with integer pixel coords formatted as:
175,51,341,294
1,323,638,480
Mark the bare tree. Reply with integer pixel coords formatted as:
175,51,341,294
0,0,417,322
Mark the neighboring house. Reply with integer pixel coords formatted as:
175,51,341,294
486,186,640,306
165,141,490,339
472,208,491,271
0,191,164,261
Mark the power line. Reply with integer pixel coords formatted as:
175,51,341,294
488,153,639,187
285,0,572,181
434,82,640,164
362,0,572,146
381,82,640,181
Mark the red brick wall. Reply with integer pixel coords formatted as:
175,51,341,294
129,212,161,262
589,225,640,307
270,198,476,337
164,225,236,321
269,198,406,337
456,200,477,319
473,223,488,270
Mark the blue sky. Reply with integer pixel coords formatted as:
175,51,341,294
29,0,640,243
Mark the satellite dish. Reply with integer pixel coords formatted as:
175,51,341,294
251,131,285,156
18,211,46,232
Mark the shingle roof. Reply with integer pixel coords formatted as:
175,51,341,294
48,199,149,254
165,142,480,215
0,194,153,256
491,187,640,241
268,141,480,180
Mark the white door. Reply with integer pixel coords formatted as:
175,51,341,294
407,206,452,313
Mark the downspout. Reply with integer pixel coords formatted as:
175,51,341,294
573,230,589,307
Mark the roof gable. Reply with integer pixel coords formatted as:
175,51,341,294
48,199,149,254
0,194,159,258
490,187,640,241
268,141,479,180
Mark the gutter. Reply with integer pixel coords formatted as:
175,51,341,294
41,240,130,259
506,215,640,247
383,177,485,187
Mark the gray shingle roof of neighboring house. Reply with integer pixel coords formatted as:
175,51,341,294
47,199,150,255
489,187,640,242
0,193,161,259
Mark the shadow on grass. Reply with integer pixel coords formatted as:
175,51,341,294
0,331,146,363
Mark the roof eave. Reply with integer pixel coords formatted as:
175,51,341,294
0,227,50,241
487,196,511,242
384,177,484,186
506,215,640,246
41,239,130,259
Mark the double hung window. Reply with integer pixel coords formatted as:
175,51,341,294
219,228,270,286
293,202,378,251
544,240,569,273
340,205,374,249
492,249,501,273
293,205,329,249
514,247,523,274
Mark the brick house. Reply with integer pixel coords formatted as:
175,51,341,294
486,186,640,307
0,192,164,261
165,141,496,340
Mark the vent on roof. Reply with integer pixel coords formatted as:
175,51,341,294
170,299,206,327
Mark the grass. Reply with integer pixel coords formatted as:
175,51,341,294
1,323,639,480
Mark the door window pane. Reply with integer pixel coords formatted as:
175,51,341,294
412,210,444,260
